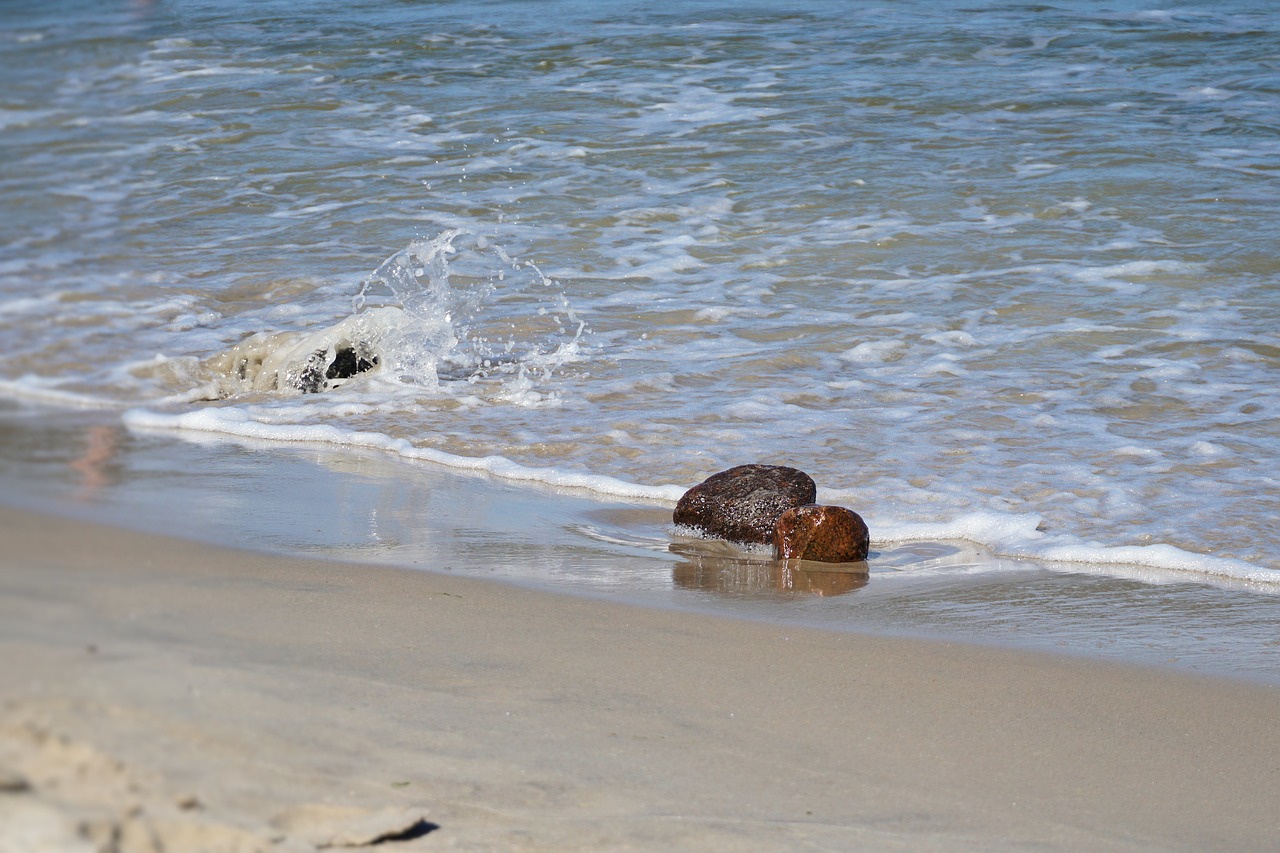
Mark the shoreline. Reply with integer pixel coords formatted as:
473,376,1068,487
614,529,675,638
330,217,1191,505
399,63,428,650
7,394,1277,589
2,505,1279,850
4,403,1280,685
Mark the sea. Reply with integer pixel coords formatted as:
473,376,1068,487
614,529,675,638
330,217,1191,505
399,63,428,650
3,0,1279,679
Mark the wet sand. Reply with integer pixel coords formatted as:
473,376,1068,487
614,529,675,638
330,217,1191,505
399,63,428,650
1,505,1278,851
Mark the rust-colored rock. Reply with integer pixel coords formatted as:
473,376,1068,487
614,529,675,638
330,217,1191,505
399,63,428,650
773,504,869,564
673,465,817,546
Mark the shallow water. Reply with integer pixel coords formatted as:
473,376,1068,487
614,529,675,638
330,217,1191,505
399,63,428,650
3,402,1278,683
2,0,1280,656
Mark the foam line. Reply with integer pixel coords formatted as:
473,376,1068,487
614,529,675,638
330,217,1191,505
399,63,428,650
122,406,685,505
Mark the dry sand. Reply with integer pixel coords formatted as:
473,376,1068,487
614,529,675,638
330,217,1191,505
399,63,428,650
1,505,1278,852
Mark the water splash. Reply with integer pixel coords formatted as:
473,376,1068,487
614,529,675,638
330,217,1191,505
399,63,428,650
200,231,588,399
356,230,588,391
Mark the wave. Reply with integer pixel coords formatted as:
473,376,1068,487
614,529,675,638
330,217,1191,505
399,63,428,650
121,404,1280,590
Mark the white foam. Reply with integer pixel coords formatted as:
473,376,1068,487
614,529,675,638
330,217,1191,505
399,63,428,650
922,330,979,348
1034,540,1278,587
1187,440,1231,458
1071,259,1202,283
1013,162,1061,177
0,295,60,316
853,505,1280,587
122,406,685,505
838,340,908,364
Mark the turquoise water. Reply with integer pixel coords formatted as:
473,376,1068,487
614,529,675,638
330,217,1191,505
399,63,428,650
2,0,1280,668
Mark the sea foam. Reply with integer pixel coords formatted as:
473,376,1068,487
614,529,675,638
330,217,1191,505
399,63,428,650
121,406,685,505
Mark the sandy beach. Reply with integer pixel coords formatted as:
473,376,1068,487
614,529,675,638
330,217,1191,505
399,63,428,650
6,2,1280,849
0,505,1277,851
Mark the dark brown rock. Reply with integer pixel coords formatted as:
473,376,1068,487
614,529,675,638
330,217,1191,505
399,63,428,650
773,504,869,564
673,465,816,546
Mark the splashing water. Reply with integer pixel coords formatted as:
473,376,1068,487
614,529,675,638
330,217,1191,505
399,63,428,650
196,230,589,401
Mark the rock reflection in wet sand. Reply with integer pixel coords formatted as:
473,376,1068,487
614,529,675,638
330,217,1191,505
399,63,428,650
672,556,869,598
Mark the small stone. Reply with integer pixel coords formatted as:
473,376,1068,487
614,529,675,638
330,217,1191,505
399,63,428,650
773,505,870,563
674,465,817,546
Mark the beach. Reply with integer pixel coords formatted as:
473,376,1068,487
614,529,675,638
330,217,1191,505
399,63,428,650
3,504,1278,852
4,1,1280,848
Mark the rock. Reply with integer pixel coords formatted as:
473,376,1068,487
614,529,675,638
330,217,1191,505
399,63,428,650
203,306,400,396
326,346,378,382
674,465,817,546
288,345,379,394
773,505,869,563
287,349,330,394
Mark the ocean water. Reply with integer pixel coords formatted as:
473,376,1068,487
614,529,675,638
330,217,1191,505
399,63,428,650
3,0,1280,672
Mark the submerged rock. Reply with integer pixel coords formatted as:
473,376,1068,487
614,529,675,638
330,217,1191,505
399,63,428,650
203,307,397,396
673,464,817,546
773,504,870,564
288,346,379,393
